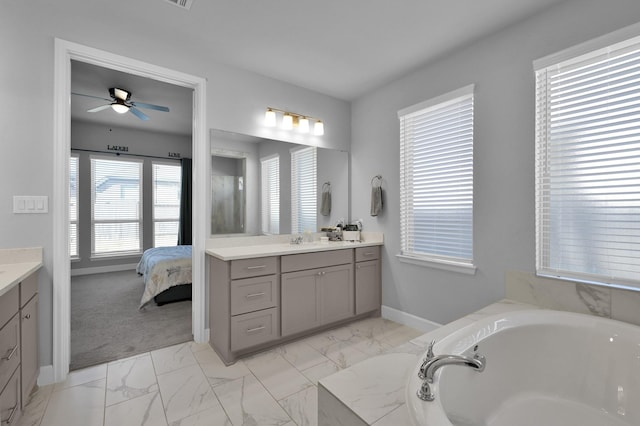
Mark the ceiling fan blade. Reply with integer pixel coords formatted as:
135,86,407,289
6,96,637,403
131,101,170,112
71,92,112,102
87,104,113,113
130,106,150,121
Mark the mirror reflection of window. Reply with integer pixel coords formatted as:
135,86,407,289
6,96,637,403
291,146,317,234
261,155,280,235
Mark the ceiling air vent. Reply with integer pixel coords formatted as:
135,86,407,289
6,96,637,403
165,0,194,10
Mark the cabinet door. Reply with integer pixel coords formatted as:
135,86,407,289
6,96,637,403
281,270,321,337
0,368,20,426
320,264,354,325
355,260,381,315
20,295,38,406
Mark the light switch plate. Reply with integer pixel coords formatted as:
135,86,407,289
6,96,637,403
13,196,48,214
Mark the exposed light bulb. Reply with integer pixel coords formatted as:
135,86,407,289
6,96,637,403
282,113,294,130
111,103,129,114
264,109,277,127
314,120,324,136
299,117,310,133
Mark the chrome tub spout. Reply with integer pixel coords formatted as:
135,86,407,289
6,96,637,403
417,341,486,402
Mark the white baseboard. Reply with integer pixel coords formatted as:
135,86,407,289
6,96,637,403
38,365,55,386
381,305,441,333
71,263,139,276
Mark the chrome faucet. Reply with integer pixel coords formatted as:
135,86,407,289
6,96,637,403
417,341,486,401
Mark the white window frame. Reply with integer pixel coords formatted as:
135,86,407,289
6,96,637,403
69,154,79,259
90,155,143,258
291,146,317,234
261,154,280,235
152,160,182,247
534,25,640,289
397,85,476,275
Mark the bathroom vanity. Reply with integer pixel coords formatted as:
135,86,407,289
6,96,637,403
206,235,382,365
0,248,42,426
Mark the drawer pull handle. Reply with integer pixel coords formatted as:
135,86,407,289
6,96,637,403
24,314,31,320
3,344,18,361
2,403,17,424
364,252,374,256
246,265,266,270
246,326,265,334
246,292,266,299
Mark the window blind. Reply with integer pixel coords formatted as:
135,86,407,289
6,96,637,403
399,86,474,265
261,156,280,235
69,155,79,258
91,157,142,256
153,162,181,247
535,36,640,288
291,146,317,234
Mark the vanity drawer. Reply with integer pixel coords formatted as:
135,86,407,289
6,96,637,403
231,275,279,316
281,249,353,273
0,368,21,426
230,307,278,351
231,257,278,280
19,272,38,308
0,315,20,407
355,246,380,262
0,286,19,330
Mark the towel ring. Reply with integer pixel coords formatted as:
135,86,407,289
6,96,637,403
322,182,331,191
371,175,382,187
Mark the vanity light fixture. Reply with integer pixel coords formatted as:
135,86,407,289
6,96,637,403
264,107,324,136
264,108,277,127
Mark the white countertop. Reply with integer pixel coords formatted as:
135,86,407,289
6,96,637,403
206,233,383,261
0,247,43,297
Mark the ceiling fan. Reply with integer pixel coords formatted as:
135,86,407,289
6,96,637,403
71,87,170,121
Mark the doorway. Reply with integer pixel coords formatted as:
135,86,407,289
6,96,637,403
52,39,207,382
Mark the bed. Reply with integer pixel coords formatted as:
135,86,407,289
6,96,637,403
136,245,192,308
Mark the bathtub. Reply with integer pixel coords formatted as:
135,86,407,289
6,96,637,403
406,309,640,426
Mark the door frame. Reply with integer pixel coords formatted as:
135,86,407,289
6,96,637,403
52,39,208,382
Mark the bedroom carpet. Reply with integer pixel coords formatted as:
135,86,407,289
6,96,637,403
70,270,192,371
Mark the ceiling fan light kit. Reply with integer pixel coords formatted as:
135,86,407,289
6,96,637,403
71,87,170,121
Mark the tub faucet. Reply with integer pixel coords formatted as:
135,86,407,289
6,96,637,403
417,341,486,401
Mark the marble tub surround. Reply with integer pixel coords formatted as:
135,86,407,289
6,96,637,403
206,232,383,260
0,246,43,296
506,270,640,326
318,299,539,426
19,315,420,426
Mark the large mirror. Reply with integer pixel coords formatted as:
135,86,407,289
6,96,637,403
210,129,349,236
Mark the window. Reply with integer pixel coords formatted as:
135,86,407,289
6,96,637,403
535,33,640,288
291,146,317,234
153,162,182,247
69,155,79,258
398,85,475,272
261,155,280,234
91,157,143,256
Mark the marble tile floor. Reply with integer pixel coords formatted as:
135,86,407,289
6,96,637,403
19,316,423,426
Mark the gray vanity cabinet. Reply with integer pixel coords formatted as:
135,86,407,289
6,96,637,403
0,269,39,426
355,246,381,315
208,245,379,365
209,256,280,364
281,250,354,337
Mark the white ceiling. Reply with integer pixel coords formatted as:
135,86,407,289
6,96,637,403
70,0,569,135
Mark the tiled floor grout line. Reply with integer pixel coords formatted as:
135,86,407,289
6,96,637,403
21,319,422,426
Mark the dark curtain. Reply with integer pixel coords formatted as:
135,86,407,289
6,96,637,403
177,158,192,245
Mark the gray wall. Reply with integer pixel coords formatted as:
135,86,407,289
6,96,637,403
0,2,350,367
350,0,640,325
71,121,190,270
